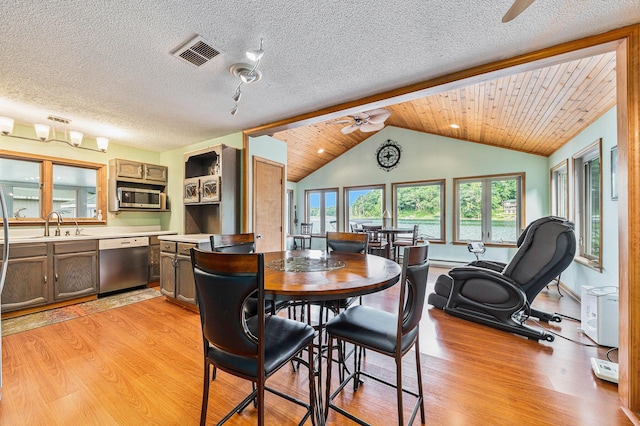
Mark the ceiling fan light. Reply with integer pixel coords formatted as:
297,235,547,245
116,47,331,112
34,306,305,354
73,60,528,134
0,116,14,135
69,130,83,146
96,137,109,151
34,123,50,141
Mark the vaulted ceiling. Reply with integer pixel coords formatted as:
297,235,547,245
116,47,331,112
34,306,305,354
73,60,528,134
273,51,616,182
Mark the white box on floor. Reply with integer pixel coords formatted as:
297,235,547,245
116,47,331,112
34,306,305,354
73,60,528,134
581,285,619,347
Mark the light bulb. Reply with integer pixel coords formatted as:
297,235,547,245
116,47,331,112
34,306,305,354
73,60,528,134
96,137,109,151
0,116,14,135
34,124,50,141
69,131,83,146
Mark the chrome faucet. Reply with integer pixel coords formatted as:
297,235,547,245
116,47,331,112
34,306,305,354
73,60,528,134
13,207,27,218
44,211,63,237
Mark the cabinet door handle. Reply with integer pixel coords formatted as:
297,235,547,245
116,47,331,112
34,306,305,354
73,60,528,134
43,275,47,284
55,273,59,281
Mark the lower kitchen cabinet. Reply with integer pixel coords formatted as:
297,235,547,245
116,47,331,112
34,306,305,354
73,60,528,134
53,240,98,301
148,236,161,282
0,243,49,312
159,241,196,306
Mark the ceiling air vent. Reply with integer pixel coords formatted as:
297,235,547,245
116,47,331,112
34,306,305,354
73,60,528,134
172,35,221,68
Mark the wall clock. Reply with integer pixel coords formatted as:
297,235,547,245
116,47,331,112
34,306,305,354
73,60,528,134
375,139,402,171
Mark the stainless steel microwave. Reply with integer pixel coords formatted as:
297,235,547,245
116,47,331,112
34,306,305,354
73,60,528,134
117,187,161,208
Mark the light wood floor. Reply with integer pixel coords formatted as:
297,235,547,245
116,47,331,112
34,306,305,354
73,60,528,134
0,267,630,425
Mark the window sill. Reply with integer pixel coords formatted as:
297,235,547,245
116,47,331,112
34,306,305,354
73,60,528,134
574,255,602,272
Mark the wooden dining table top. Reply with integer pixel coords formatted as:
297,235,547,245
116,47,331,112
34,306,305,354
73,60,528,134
262,249,401,302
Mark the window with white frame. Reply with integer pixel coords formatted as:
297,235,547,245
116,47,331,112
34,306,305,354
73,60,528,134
345,185,385,230
550,160,569,219
392,180,445,241
454,173,524,244
304,188,338,235
573,139,602,267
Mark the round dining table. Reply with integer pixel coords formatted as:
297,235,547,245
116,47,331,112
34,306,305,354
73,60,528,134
262,249,401,301
261,249,402,425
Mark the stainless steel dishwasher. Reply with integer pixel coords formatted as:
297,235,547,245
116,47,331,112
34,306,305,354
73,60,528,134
99,236,149,294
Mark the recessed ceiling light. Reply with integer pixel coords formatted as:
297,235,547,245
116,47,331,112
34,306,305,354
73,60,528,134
450,124,460,129
317,148,325,154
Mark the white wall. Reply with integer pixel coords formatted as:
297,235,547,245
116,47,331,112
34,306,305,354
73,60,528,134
548,107,618,294
294,126,549,264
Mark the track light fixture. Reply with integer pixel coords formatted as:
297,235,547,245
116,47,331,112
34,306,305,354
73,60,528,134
229,38,264,116
0,115,108,152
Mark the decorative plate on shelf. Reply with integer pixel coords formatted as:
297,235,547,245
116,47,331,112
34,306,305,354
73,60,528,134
375,139,402,171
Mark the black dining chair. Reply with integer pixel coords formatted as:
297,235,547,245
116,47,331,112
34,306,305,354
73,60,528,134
210,232,256,253
190,248,316,426
210,233,289,315
393,224,419,262
325,243,430,425
293,222,313,249
362,225,389,258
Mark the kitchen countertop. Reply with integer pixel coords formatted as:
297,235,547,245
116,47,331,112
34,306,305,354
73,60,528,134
2,227,177,245
157,233,211,244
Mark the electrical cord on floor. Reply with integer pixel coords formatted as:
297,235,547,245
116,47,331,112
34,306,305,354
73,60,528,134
556,312,581,322
606,347,618,362
527,318,599,346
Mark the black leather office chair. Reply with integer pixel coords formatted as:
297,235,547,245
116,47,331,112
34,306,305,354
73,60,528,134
325,244,430,425
428,216,576,342
190,249,316,426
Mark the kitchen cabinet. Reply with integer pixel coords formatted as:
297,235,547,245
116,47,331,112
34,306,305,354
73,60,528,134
159,241,176,297
112,159,168,184
183,144,240,234
175,243,196,305
0,243,49,313
53,240,98,301
148,235,161,282
157,234,211,308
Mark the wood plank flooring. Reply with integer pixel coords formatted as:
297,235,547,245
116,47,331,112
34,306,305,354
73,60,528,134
0,267,630,425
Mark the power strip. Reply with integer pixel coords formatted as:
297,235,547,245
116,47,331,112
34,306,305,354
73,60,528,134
590,357,618,384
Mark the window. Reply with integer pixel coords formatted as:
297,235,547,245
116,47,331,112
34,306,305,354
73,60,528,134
573,140,602,268
392,180,445,242
0,151,106,224
550,160,569,219
454,173,524,244
305,188,338,235
345,185,385,229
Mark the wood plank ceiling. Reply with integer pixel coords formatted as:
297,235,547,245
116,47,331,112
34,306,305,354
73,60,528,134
273,51,616,183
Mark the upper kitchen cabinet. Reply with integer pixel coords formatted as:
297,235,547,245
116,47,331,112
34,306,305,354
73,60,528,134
108,158,169,212
183,144,240,234
112,159,167,184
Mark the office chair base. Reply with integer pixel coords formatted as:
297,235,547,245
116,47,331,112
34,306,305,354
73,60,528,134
443,305,555,342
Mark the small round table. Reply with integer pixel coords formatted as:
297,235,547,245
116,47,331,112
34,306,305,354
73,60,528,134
262,249,402,425
263,249,401,301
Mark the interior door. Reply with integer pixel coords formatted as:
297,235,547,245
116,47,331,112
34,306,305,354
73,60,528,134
253,156,284,252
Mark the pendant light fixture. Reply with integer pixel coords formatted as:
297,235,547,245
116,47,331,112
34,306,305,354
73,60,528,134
0,115,108,152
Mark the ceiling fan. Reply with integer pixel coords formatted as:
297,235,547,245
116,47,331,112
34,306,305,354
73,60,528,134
502,0,536,23
333,108,392,134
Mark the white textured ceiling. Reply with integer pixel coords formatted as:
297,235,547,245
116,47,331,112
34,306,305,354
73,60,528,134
0,1,638,152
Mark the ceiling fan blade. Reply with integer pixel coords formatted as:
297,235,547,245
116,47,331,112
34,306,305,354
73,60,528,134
330,119,352,125
359,122,385,132
502,0,535,23
366,109,391,124
341,124,359,134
